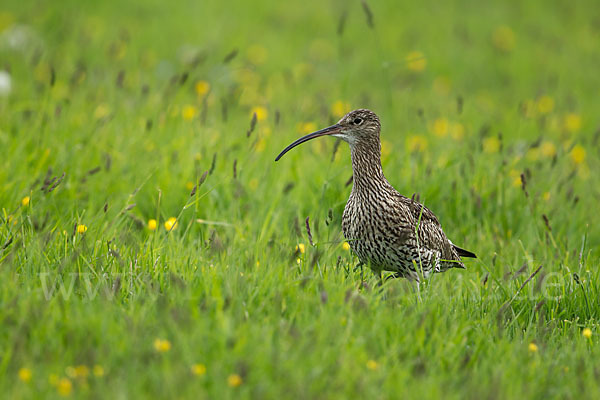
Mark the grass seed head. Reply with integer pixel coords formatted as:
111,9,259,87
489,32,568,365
361,0,374,29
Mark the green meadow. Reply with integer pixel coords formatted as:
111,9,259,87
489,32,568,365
1,0,599,398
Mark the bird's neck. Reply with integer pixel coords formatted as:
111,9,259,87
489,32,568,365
349,140,388,192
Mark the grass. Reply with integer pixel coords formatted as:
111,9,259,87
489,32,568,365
1,0,599,398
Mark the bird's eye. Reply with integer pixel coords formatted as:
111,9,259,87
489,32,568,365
353,118,363,125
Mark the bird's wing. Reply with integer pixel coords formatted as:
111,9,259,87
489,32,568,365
406,197,440,226
418,218,462,266
395,193,463,267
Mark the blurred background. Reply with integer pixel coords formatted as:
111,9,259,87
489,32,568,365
2,0,598,261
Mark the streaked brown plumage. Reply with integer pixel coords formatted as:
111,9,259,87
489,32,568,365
276,109,475,281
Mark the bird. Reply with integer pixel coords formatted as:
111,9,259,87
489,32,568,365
275,109,476,282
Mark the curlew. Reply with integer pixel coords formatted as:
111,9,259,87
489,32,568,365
275,109,476,282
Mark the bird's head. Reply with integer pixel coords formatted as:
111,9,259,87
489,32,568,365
275,109,381,161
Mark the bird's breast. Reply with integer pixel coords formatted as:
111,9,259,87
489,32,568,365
342,192,397,269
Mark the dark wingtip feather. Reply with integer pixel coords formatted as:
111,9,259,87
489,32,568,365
454,245,477,258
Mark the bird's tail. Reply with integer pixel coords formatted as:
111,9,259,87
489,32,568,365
454,245,477,258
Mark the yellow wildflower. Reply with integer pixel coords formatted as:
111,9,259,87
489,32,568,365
292,63,314,80
540,141,556,158
378,140,392,158
548,116,561,132
537,96,554,114
235,68,260,86
432,76,451,95
582,328,592,339
331,100,351,118
191,364,207,376
542,192,551,201
164,217,178,232
450,123,465,141
482,137,500,153
148,219,157,230
57,378,73,396
92,365,105,377
261,126,272,137
512,178,521,188
0,12,14,31
577,164,590,180
110,40,127,60
227,373,243,387
526,148,540,161
93,104,110,120
21,196,30,206
297,122,317,134
195,80,210,96
186,181,195,191
528,342,538,353
255,138,266,152
49,373,59,386
309,38,335,60
153,338,171,353
342,242,351,251
34,61,52,83
249,178,259,191
381,140,392,158
296,243,305,254
432,118,448,137
570,145,585,164
436,154,448,168
522,99,537,118
74,365,89,378
406,135,428,152
182,105,198,121
77,224,88,234
66,365,89,379
168,104,180,118
366,360,379,370
564,113,581,133
18,367,32,383
51,81,69,101
65,367,76,378
406,51,426,72
247,44,268,65
509,169,521,188
250,106,268,121
492,26,515,52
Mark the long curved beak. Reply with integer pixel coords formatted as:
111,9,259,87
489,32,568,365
275,124,342,161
